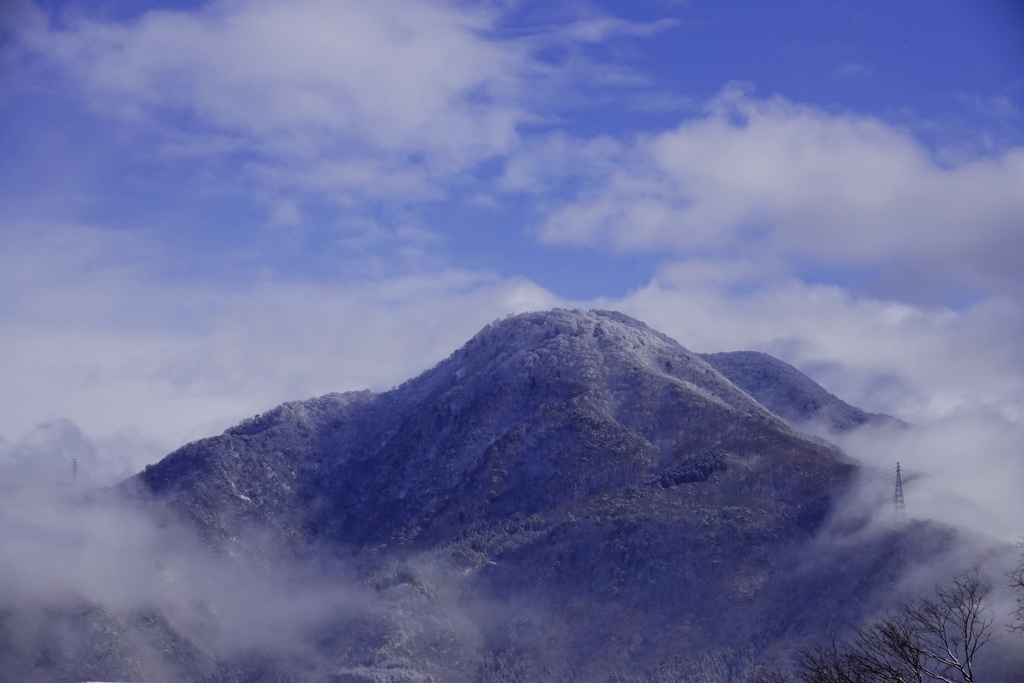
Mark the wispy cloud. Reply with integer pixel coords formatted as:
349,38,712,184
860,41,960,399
17,0,532,202
836,62,874,78
13,0,672,210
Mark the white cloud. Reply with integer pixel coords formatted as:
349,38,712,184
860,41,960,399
534,84,1024,297
0,223,559,458
20,0,533,201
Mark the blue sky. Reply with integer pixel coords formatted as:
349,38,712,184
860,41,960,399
2,0,1024,526
4,0,1022,299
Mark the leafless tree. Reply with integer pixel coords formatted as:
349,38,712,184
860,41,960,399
756,572,994,683
1008,540,1024,635
851,610,927,683
902,571,994,683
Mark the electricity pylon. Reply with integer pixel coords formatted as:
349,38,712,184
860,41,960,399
894,461,906,520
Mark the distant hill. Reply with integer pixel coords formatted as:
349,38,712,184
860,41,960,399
699,350,906,433
2,309,1008,683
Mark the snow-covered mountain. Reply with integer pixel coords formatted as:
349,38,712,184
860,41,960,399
130,309,849,551
3,309,1007,683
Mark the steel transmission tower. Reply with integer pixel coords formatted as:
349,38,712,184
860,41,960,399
894,461,906,519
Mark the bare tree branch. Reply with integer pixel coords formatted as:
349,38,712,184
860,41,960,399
903,571,993,683
1008,540,1024,635
854,611,926,683
754,666,797,683
780,572,995,683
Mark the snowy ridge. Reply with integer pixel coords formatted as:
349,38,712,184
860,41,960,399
699,350,905,432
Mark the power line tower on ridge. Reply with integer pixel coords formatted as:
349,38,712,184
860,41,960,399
894,461,906,520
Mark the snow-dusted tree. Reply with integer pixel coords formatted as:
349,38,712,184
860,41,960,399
757,571,994,683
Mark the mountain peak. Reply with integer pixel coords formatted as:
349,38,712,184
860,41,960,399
412,308,779,423
462,309,681,357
